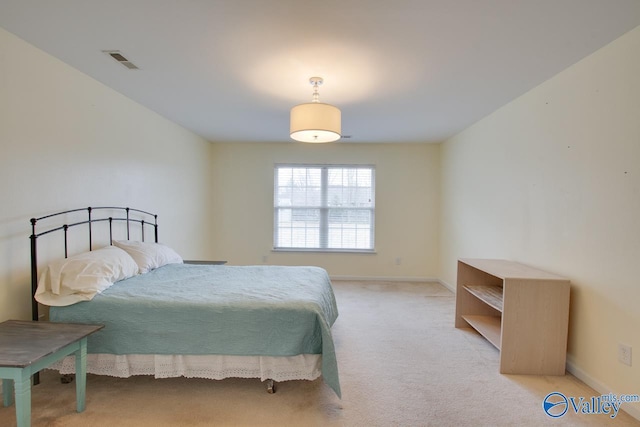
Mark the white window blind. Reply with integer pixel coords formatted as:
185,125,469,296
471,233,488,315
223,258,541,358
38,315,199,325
274,165,375,251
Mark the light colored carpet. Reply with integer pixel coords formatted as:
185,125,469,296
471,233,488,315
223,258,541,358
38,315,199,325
1,280,638,426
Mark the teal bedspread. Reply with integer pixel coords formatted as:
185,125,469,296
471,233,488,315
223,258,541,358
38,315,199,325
50,264,340,397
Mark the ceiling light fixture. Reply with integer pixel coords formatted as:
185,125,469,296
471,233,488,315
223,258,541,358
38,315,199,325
290,77,341,143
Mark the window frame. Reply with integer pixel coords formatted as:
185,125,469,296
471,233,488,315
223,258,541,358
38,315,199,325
273,163,376,253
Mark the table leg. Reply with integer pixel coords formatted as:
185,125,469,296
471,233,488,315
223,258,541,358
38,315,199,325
2,378,14,406
74,338,88,412
14,369,31,427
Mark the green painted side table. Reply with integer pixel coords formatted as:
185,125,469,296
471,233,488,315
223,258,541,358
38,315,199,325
0,320,103,427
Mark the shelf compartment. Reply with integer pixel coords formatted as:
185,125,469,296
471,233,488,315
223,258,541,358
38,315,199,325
462,315,501,349
463,285,503,312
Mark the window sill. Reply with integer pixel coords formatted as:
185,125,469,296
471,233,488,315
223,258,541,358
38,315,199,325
272,248,376,255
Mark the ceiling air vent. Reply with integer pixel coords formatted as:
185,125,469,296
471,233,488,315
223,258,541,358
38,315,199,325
102,50,139,70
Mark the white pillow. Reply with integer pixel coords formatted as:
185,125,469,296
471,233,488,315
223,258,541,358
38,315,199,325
113,240,183,274
35,246,139,307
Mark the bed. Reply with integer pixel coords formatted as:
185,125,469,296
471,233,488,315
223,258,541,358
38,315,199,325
30,207,340,397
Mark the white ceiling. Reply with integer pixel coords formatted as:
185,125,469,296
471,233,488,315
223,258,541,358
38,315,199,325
1,1,640,144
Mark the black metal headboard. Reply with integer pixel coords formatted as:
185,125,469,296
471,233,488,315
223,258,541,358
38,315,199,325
29,207,158,321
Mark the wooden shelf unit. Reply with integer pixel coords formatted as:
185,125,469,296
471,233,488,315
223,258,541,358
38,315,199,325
455,258,570,375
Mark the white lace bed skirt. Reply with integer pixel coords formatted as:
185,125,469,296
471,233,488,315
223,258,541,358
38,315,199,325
50,353,323,383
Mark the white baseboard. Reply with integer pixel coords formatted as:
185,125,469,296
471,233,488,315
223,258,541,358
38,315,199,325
437,278,456,293
329,276,457,293
566,359,640,421
329,275,436,282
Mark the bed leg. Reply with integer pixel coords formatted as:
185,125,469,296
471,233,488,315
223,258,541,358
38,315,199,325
266,379,276,394
60,374,75,384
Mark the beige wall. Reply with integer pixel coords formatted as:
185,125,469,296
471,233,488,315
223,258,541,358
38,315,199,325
210,142,440,279
0,28,213,321
440,25,640,408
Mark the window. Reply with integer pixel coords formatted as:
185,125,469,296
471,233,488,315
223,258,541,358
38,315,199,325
274,165,375,251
